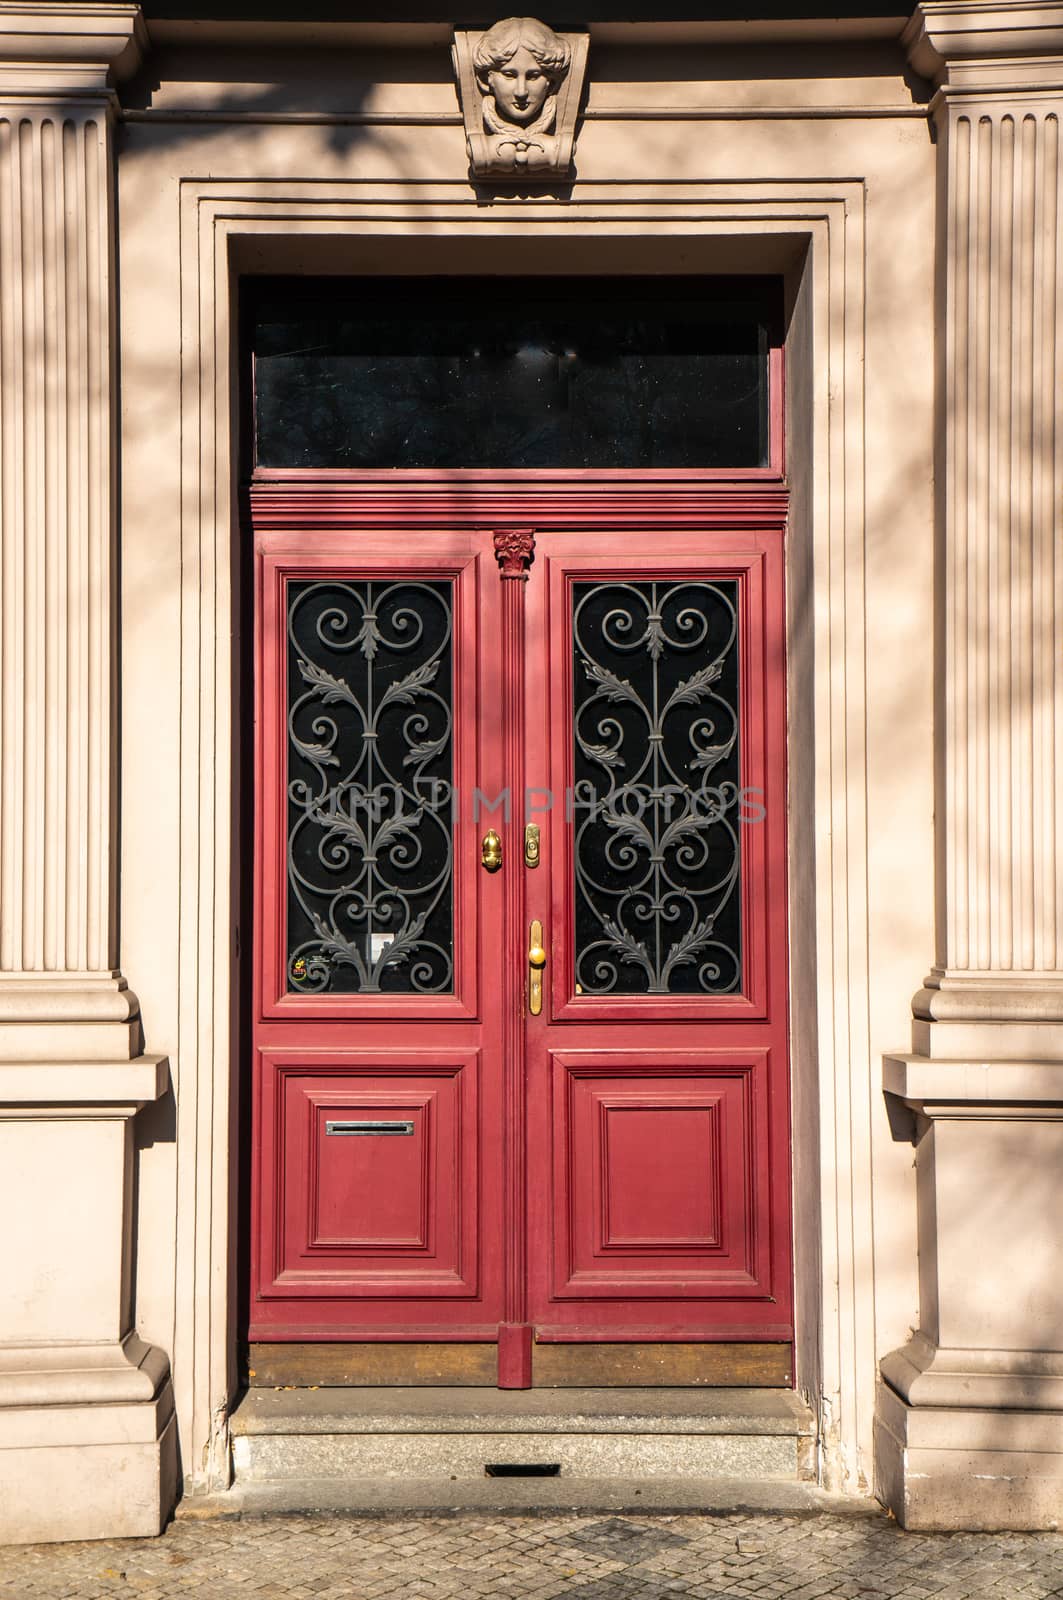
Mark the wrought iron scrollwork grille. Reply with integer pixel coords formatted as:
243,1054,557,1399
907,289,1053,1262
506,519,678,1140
572,579,742,996
285,579,454,994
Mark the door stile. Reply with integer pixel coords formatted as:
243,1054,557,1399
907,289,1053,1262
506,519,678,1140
493,529,535,1387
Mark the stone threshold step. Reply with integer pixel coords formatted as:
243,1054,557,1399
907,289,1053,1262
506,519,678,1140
230,1389,815,1485
184,1476,871,1519
234,1431,803,1481
231,1385,813,1438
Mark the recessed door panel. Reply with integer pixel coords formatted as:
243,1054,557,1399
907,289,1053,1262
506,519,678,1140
548,1050,773,1305
256,1051,480,1301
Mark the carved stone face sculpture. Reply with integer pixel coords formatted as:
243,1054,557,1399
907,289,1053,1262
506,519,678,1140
485,42,553,126
472,16,571,171
453,16,588,179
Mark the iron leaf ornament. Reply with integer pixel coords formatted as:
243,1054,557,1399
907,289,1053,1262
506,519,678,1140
452,17,589,179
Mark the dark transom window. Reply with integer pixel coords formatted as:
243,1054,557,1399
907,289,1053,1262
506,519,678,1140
248,276,779,472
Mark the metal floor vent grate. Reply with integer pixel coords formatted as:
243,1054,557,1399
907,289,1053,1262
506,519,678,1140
484,1463,562,1477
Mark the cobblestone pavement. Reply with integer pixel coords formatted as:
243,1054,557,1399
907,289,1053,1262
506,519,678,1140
3,1510,1063,1600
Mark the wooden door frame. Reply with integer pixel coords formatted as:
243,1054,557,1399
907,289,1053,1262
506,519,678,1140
244,474,791,1379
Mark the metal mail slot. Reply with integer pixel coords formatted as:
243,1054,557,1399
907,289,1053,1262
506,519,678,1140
325,1119,415,1137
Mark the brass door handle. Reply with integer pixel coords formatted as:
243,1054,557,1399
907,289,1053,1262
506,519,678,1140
528,919,546,1015
481,829,502,872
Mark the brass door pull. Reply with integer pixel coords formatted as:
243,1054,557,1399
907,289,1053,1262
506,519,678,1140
481,830,502,871
528,918,546,1015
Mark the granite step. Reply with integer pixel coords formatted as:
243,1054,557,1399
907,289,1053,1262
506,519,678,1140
229,1386,816,1491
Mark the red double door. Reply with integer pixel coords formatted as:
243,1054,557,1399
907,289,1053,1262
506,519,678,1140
250,514,791,1384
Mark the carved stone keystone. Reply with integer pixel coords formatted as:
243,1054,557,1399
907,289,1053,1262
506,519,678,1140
452,16,588,179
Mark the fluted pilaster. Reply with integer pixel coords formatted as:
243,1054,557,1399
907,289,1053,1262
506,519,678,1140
0,109,114,975
0,3,144,1040
908,1,1063,1023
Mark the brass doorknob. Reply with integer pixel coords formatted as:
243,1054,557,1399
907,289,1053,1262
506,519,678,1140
528,943,547,969
481,829,502,871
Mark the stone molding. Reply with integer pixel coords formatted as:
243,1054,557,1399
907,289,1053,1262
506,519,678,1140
0,1331,170,1408
173,173,875,1501
0,1054,168,1107
882,1330,1063,1411
905,1,1063,88
885,1053,1063,1106
0,1,146,97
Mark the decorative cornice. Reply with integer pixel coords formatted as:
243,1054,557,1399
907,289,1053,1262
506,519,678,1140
0,2,146,98
248,474,790,533
904,0,1063,89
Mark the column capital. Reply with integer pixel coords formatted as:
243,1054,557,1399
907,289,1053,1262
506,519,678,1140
904,1,1063,92
0,2,146,99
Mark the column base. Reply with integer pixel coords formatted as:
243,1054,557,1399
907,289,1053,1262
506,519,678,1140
876,1379,1063,1531
879,1051,1063,1529
0,1335,177,1545
0,1045,177,1543
914,968,1063,1028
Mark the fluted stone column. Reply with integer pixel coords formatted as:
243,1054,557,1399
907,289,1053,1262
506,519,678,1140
0,4,175,1544
877,0,1063,1531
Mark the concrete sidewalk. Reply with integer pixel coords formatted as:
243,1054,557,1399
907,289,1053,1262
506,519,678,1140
3,1507,1063,1598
